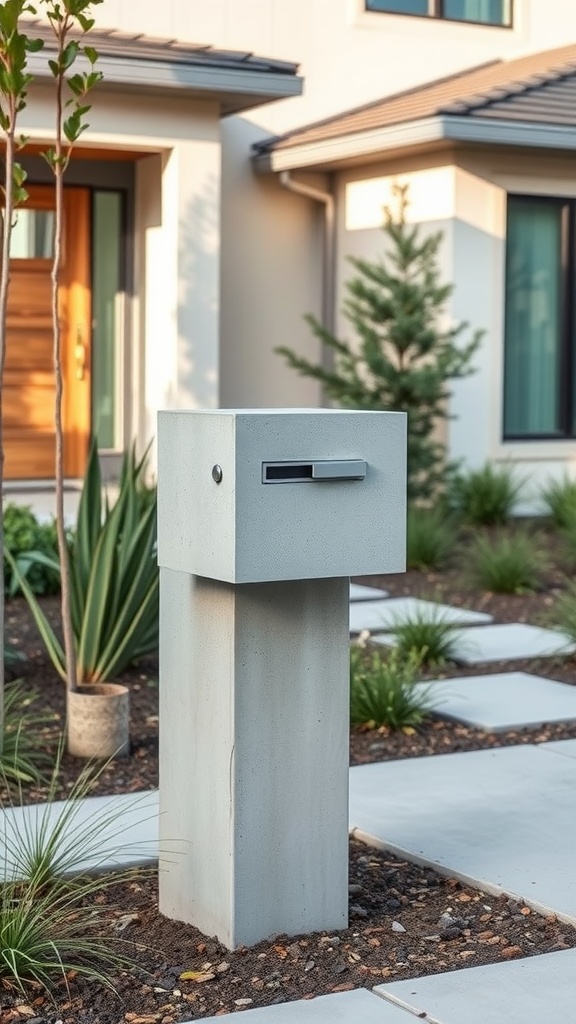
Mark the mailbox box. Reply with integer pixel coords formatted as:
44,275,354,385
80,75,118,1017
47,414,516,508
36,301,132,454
157,408,406,584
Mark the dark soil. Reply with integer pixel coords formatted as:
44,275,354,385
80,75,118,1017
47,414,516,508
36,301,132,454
3,533,576,1019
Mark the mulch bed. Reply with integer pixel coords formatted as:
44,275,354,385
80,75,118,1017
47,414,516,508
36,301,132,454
3,545,576,1019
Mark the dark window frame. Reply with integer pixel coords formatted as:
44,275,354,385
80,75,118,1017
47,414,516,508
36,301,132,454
503,193,576,443
364,0,513,28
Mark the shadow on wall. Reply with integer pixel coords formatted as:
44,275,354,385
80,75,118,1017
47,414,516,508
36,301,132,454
176,174,219,411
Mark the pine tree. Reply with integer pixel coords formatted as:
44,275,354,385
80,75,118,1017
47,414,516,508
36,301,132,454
276,185,482,503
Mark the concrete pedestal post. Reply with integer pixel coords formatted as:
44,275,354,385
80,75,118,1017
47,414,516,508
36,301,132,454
158,568,350,949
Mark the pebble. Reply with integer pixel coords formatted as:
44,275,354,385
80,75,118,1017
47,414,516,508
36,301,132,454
350,904,368,917
234,998,253,1007
392,921,406,933
387,897,401,909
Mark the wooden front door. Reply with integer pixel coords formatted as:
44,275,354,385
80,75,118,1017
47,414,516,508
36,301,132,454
4,185,91,479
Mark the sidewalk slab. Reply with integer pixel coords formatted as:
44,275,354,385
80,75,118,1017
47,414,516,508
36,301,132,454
349,745,576,924
420,671,576,731
375,948,576,1024
197,989,413,1023
350,597,492,635
350,583,389,602
435,623,575,665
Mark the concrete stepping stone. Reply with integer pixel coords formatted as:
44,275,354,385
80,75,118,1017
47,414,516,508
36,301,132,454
375,947,576,1024
419,671,576,731
350,597,492,635
197,988,413,1022
349,745,576,924
350,583,389,601
539,738,576,759
444,623,575,664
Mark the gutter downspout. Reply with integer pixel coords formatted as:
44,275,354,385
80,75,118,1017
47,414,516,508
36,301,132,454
279,170,336,382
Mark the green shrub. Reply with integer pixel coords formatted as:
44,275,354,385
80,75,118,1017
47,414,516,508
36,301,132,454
540,475,576,528
0,757,149,995
350,646,435,729
550,583,576,649
4,504,61,596
10,440,159,683
448,462,525,526
465,529,546,594
1,680,53,785
390,610,460,666
407,506,455,570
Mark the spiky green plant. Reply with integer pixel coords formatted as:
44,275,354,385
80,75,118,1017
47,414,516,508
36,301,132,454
0,754,156,996
350,646,436,729
448,462,525,526
1,680,53,786
9,439,158,684
389,609,460,666
407,506,455,570
465,529,547,594
550,583,576,650
540,475,576,528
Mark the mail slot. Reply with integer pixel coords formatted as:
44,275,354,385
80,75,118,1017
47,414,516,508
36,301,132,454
158,409,406,584
262,460,367,483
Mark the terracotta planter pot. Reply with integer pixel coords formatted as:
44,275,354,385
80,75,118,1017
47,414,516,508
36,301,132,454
67,682,130,759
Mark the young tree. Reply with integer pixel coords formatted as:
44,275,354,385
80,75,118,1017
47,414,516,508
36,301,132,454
0,2,44,752
41,0,102,703
277,185,483,503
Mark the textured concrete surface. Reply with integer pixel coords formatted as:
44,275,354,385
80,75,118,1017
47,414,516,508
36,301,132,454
350,744,576,924
420,671,576,731
159,570,350,948
376,948,576,1023
351,596,492,634
198,989,414,1022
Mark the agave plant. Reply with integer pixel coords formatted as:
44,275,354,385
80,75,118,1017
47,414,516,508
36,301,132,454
9,440,158,684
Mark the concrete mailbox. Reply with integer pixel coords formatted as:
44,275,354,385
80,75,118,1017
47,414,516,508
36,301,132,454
157,409,406,949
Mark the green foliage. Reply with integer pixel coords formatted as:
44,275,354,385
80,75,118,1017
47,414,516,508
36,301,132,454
0,755,147,996
1,680,53,784
3,503,61,596
10,440,159,684
407,505,455,570
350,645,435,729
540,475,576,528
465,529,547,594
448,462,525,526
390,609,460,666
550,583,576,649
276,185,482,502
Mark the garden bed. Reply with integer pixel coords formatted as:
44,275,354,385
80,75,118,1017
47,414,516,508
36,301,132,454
4,523,576,1020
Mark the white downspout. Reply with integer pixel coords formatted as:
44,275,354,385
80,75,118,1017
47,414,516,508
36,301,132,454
279,171,336,379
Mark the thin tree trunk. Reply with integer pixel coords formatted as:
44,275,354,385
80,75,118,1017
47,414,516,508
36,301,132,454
0,110,17,751
52,71,78,697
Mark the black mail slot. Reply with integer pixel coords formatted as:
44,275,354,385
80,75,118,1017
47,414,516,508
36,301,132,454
262,460,367,483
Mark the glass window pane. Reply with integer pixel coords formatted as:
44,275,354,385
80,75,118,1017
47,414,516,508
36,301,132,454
10,209,55,258
92,191,123,450
503,198,563,437
366,0,428,14
443,0,511,24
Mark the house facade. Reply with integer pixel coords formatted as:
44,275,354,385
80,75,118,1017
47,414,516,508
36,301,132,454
10,1,576,502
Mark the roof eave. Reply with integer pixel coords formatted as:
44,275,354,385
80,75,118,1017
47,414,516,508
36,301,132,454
26,51,303,115
254,114,576,172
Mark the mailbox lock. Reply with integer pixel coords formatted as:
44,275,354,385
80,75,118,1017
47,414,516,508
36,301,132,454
212,464,223,484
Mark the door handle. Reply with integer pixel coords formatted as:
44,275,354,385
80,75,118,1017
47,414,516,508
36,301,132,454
75,325,87,380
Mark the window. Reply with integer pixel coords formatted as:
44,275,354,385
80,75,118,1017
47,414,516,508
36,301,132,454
503,195,576,440
365,0,512,26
